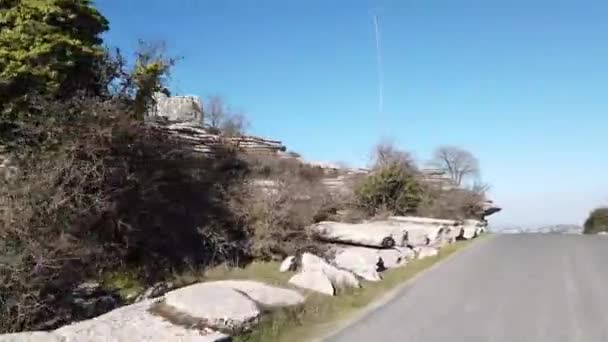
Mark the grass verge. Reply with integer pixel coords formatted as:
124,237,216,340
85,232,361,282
227,239,474,342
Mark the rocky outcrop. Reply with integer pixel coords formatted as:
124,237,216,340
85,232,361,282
309,221,407,248
279,255,296,272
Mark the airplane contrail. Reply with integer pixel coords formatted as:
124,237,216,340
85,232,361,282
372,11,384,117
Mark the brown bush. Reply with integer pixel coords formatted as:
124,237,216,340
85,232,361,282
238,156,331,260
0,97,250,332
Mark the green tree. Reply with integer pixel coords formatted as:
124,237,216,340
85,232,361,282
583,207,608,234
0,0,109,110
355,163,425,216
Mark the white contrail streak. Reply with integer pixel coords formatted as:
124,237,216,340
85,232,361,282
373,12,384,117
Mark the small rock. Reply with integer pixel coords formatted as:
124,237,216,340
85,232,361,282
288,270,335,296
415,246,439,259
279,256,296,272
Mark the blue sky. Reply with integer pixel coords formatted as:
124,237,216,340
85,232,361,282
97,0,608,228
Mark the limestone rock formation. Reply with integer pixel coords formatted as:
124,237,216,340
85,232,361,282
309,221,407,248
163,284,261,332
288,271,335,296
300,253,360,289
207,280,305,308
54,299,229,342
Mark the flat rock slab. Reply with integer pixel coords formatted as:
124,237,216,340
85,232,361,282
164,283,261,332
289,270,335,296
310,221,406,248
54,299,229,342
207,280,305,308
0,332,63,342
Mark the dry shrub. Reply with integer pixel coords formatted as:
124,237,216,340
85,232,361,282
0,97,250,332
416,187,485,220
239,156,330,260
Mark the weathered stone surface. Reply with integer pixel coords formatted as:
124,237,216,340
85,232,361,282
279,256,296,272
300,253,360,289
414,246,439,259
390,216,460,227
288,270,335,296
309,221,406,248
164,283,260,332
333,246,410,271
333,249,382,282
208,280,304,308
0,332,63,342
148,92,202,123
54,299,229,342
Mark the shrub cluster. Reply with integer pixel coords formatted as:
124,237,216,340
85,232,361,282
583,208,608,234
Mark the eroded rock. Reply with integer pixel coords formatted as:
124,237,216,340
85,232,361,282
163,283,260,332
0,332,63,342
208,280,304,308
279,256,296,272
54,299,229,342
300,253,360,289
288,270,335,296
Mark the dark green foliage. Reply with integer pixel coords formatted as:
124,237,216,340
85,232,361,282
0,0,109,104
583,208,608,234
355,163,425,216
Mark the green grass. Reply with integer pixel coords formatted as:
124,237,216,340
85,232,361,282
230,240,474,342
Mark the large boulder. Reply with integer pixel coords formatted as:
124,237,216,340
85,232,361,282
390,216,460,227
54,299,229,342
288,270,335,296
300,253,360,289
333,249,382,282
208,280,304,308
0,332,63,342
309,221,407,248
333,246,413,271
163,283,261,332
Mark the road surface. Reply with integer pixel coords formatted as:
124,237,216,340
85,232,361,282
326,234,608,342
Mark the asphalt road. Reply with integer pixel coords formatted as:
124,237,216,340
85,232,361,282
325,234,608,342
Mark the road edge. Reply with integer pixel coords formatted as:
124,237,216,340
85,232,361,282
315,234,496,342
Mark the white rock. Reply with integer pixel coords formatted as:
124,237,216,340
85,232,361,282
207,280,304,308
0,332,63,342
288,270,335,296
164,283,260,332
55,299,229,342
415,246,439,259
279,256,296,272
300,253,360,289
461,225,478,240
333,249,381,282
309,221,407,248
390,216,460,227
395,246,417,261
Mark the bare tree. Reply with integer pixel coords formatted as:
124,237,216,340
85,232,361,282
206,95,224,130
372,140,415,170
204,96,248,136
432,146,479,186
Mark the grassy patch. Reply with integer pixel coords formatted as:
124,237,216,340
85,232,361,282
233,240,473,342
